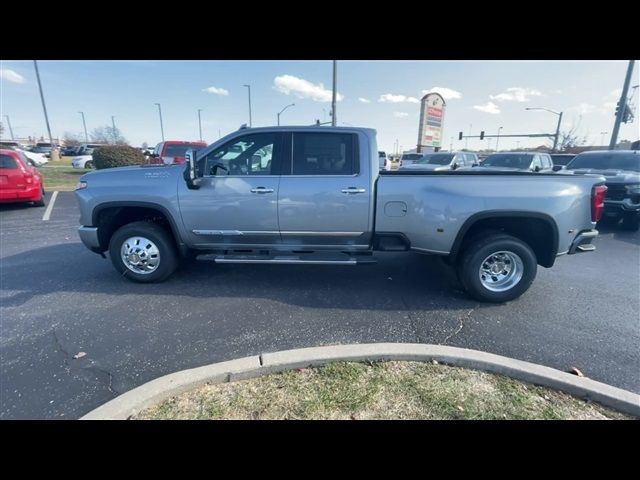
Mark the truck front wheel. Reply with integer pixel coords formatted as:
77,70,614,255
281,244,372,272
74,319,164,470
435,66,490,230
457,234,537,303
109,221,178,283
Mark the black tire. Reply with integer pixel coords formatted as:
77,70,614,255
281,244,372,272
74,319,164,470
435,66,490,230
109,221,178,283
457,233,537,303
32,187,46,207
85,160,94,169
621,213,640,232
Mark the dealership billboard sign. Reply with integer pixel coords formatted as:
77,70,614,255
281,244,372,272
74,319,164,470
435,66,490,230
417,92,446,152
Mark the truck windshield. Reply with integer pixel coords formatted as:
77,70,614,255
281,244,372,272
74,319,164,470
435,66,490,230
165,144,204,157
419,153,454,165
482,154,532,168
565,153,640,172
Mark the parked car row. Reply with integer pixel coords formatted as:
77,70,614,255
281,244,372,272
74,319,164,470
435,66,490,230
0,142,49,167
394,149,638,231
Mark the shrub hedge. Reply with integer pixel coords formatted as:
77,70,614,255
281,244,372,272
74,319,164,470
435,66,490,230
93,146,147,170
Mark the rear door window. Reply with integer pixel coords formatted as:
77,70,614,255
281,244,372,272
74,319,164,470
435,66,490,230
0,154,18,169
291,133,358,175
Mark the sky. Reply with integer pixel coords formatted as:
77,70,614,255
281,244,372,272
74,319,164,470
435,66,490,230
1,60,638,153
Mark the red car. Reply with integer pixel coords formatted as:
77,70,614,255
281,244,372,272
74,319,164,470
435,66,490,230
150,140,208,165
0,149,46,207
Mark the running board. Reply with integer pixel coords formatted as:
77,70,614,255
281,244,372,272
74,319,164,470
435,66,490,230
210,253,376,265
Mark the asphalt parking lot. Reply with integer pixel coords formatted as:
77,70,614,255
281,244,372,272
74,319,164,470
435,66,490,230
1,191,639,419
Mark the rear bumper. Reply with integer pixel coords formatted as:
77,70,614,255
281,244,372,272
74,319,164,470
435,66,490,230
604,200,640,215
0,185,42,202
78,226,103,253
568,229,598,254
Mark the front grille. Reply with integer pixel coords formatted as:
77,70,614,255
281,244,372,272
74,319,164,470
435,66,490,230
605,183,627,201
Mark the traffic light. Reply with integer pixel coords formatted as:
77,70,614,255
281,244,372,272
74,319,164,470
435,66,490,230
458,132,463,140
615,101,620,117
480,131,485,140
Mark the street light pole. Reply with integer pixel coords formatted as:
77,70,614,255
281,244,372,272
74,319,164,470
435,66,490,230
600,131,608,146
197,109,203,141
552,112,563,152
33,60,54,146
331,60,337,126
495,126,503,151
609,60,636,150
525,107,563,152
79,111,88,142
4,115,15,140
154,103,165,141
277,103,295,126
242,85,252,127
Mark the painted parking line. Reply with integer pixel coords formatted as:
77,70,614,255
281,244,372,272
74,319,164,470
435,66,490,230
42,191,59,221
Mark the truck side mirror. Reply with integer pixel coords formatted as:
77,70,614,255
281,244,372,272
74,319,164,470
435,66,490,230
184,149,202,190
451,162,458,170
552,165,563,172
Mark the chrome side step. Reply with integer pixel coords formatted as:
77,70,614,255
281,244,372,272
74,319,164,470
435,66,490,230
207,252,376,265
215,256,357,265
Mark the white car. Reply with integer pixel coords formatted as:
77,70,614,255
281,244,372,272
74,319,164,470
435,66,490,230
71,155,94,169
17,149,48,167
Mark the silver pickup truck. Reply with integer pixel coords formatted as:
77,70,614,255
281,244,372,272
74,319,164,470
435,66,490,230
75,126,606,303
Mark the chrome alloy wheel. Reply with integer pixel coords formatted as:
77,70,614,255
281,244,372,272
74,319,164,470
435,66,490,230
478,250,524,292
121,236,161,274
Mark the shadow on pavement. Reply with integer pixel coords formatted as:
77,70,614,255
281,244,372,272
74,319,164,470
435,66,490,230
0,242,477,312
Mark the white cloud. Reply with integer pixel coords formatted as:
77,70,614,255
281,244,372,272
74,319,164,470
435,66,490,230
379,93,420,104
421,87,462,100
358,97,371,103
603,88,622,100
473,102,501,114
0,69,25,84
570,103,597,115
490,87,542,102
202,86,229,96
393,112,409,118
274,74,343,102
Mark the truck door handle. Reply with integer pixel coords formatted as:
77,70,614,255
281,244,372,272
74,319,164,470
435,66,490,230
341,187,366,194
250,187,274,194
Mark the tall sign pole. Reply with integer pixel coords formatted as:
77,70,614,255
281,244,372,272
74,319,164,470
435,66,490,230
417,93,446,153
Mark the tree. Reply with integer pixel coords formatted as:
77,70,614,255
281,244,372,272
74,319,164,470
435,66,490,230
90,125,128,145
557,125,587,153
62,132,84,146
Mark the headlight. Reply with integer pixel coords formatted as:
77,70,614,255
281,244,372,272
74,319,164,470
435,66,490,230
625,184,640,194
75,181,88,190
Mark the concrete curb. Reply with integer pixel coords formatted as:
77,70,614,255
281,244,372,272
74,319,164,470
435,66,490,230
81,343,640,419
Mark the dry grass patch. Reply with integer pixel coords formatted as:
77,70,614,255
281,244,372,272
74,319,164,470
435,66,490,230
136,361,631,420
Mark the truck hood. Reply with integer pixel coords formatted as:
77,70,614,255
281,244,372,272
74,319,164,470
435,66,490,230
79,164,184,184
565,168,640,184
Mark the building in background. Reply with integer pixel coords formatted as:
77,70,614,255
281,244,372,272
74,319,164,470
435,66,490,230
417,93,446,153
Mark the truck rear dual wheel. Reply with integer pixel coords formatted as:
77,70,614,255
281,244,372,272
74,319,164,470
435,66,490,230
109,221,178,283
457,234,537,303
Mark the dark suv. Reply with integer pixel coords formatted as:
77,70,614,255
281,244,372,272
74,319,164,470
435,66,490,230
564,150,640,231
